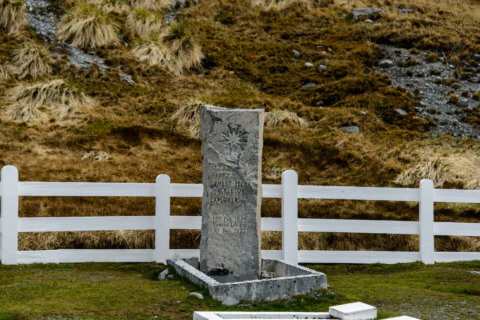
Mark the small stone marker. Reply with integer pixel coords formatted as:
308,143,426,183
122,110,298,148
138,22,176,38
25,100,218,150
158,268,169,280
385,317,420,320
200,105,264,280
329,302,377,320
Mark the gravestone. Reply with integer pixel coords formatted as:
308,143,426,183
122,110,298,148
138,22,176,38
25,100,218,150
199,105,264,280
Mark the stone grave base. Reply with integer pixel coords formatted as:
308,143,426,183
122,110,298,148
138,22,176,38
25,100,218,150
167,258,327,305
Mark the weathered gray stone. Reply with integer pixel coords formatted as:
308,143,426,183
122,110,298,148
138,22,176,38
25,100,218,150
395,108,408,116
158,268,169,280
305,62,314,67
379,59,395,68
293,49,302,58
200,105,264,280
341,126,360,134
189,292,204,299
168,258,327,306
398,8,413,14
350,8,385,21
302,82,317,89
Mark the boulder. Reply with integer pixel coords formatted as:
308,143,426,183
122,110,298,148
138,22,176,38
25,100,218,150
341,126,360,135
378,59,395,68
302,83,317,89
350,8,385,21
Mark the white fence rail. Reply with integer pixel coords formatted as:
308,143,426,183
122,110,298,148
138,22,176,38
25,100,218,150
1,165,480,265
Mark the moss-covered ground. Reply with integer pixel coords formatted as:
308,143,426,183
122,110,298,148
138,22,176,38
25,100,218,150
1,261,479,319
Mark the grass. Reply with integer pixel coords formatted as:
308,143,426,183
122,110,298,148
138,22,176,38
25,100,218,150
129,0,170,11
126,7,163,38
265,109,307,127
57,2,120,48
0,261,479,319
161,22,203,75
10,41,53,80
3,79,94,123
252,0,313,11
0,0,25,34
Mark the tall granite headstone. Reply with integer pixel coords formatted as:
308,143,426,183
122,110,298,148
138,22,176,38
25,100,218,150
200,105,264,280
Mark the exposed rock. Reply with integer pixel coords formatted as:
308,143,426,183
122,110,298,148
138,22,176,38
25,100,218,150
470,271,480,275
302,83,317,89
364,19,373,23
395,109,408,116
318,65,327,72
305,62,313,67
378,59,395,68
293,49,301,59
457,99,469,108
350,8,385,21
341,126,360,135
158,268,169,280
473,54,480,61
189,292,204,299
166,275,175,280
378,45,480,139
398,8,413,14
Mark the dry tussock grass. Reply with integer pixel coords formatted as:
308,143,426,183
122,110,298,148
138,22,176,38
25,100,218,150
133,23,203,75
252,0,313,10
0,64,13,79
394,159,450,188
265,109,307,127
3,79,94,123
169,99,205,138
395,145,480,189
57,2,120,48
19,230,154,250
88,0,130,14
126,7,163,38
132,40,169,66
11,42,53,80
129,0,170,11
0,0,25,34
161,22,203,75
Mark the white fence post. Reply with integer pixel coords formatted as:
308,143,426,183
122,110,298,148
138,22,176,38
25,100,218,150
1,166,19,265
282,170,298,265
155,174,170,264
419,179,434,264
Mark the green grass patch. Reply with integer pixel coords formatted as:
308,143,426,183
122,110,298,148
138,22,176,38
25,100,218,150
1,262,480,319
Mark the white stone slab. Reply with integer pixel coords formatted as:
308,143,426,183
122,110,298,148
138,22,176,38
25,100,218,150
329,302,377,320
193,311,331,320
384,317,420,320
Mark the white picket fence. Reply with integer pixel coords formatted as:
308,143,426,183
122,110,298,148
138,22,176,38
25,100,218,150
1,165,480,265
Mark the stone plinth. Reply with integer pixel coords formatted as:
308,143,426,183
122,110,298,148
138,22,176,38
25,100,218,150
168,258,327,306
200,105,264,280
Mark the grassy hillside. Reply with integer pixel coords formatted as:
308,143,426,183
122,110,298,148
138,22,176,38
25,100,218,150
0,0,480,251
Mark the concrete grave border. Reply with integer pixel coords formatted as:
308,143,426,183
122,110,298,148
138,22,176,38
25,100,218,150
168,258,327,305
